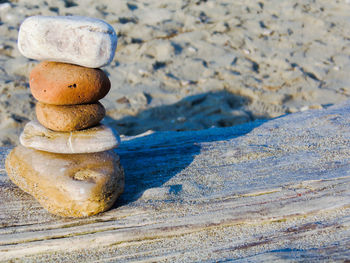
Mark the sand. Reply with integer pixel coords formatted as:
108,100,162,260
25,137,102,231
1,0,350,146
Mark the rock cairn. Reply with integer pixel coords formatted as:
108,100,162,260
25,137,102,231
5,16,124,218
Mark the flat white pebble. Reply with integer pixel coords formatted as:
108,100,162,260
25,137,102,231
20,120,120,154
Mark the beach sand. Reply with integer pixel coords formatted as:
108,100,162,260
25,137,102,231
1,0,350,146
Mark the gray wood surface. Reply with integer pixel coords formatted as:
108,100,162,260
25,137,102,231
1,101,350,262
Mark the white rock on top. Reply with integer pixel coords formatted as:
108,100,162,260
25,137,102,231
20,121,121,154
17,16,118,68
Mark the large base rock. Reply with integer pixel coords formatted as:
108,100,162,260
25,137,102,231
5,146,124,217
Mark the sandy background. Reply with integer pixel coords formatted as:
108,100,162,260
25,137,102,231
0,0,350,146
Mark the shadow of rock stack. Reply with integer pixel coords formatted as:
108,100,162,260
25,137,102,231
5,16,124,218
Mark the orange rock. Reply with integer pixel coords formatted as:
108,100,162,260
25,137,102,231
36,101,106,131
30,61,110,105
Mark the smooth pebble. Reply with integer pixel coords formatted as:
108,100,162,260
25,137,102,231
18,15,118,68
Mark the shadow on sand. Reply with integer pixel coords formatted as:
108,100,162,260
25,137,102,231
104,90,262,136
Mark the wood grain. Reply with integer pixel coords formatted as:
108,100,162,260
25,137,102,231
1,102,350,262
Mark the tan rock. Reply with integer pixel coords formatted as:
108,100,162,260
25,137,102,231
36,101,106,131
5,145,124,217
30,61,110,105
20,121,120,154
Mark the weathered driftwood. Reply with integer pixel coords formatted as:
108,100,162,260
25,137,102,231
1,101,350,262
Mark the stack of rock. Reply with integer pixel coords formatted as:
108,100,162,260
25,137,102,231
5,16,124,218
